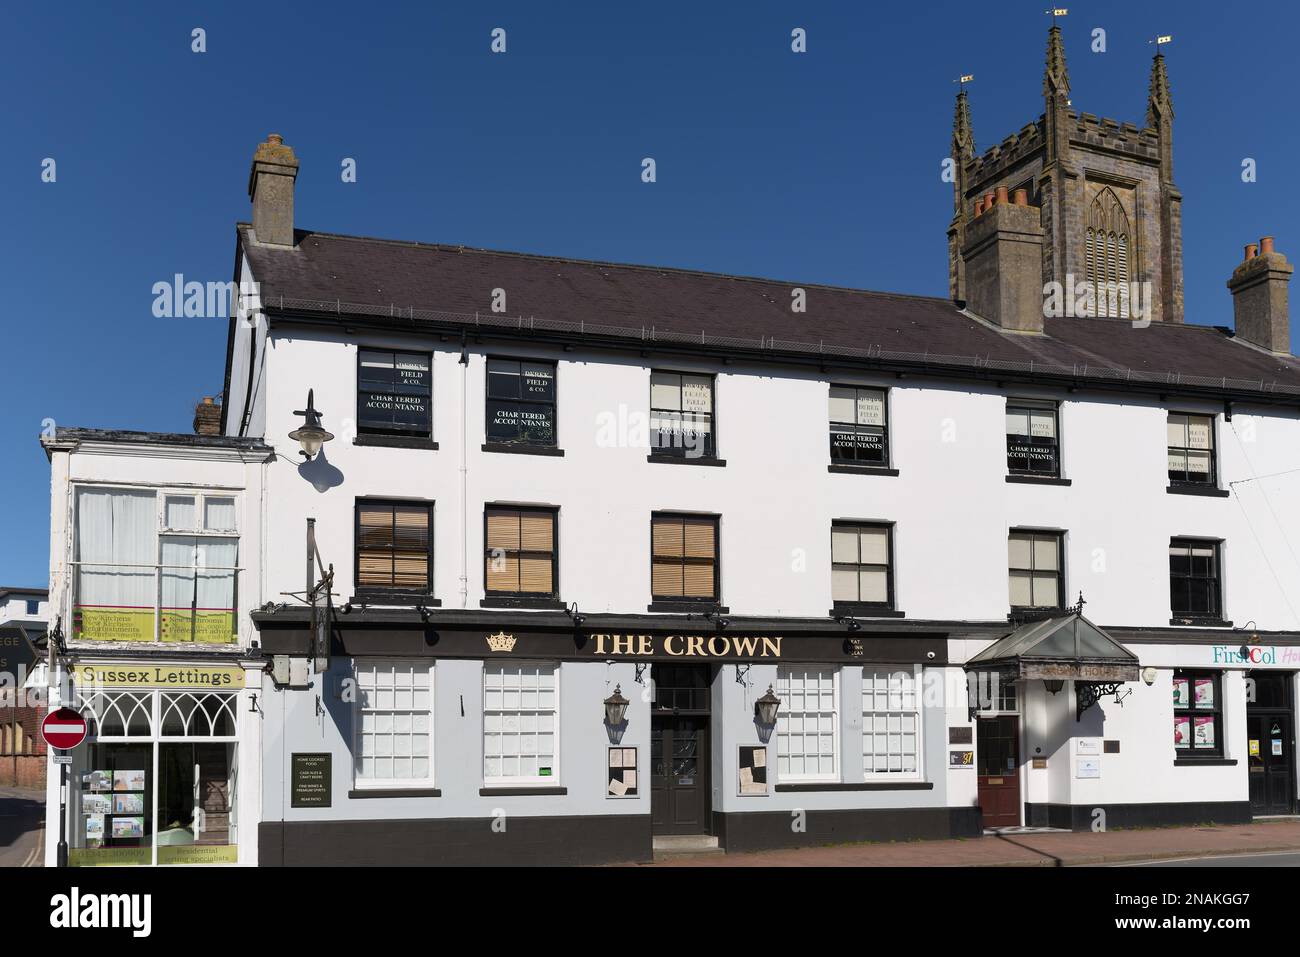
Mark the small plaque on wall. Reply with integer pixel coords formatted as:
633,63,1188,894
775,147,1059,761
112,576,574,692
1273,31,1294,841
948,727,973,745
1103,740,1120,754
1076,758,1101,780
607,747,638,797
291,753,332,808
1032,757,1048,770
949,750,974,768
738,745,768,794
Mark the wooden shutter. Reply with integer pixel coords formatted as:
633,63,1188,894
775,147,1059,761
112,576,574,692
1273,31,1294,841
520,512,554,552
358,505,395,586
486,510,520,550
652,515,685,597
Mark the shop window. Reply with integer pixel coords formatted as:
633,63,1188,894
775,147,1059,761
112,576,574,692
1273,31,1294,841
831,522,894,611
650,513,719,604
483,662,557,784
1167,413,1216,486
776,666,838,782
68,689,239,866
1173,670,1222,758
829,386,888,467
74,488,239,644
358,349,432,437
354,660,433,787
862,667,921,776
1006,400,1060,477
355,500,434,599
1008,530,1064,611
650,371,715,459
1169,538,1223,622
484,507,558,600
486,358,556,447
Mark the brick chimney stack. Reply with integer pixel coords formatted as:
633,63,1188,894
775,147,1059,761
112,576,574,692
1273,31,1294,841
193,396,222,436
248,132,299,247
1228,236,1293,355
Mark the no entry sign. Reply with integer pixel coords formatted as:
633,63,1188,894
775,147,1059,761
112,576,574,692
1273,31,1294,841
41,708,88,750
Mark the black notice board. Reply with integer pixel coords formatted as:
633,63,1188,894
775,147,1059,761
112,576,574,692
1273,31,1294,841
291,753,332,808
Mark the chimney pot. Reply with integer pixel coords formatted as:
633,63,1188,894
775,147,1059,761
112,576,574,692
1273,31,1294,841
1245,244,1258,261
974,198,985,217
1260,236,1275,255
1013,188,1028,207
193,396,223,436
984,191,995,210
995,185,1009,206
1228,237,1292,355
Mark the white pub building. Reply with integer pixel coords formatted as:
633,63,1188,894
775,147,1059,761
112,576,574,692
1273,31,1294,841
39,34,1300,865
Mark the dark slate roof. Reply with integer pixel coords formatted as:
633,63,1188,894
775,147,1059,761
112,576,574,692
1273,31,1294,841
0,587,47,598
238,224,1300,400
43,427,273,453
967,613,1140,668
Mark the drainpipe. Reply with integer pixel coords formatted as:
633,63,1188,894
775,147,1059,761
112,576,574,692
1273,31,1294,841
459,343,469,609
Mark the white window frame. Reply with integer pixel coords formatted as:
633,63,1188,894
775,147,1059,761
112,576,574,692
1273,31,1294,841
351,659,435,790
775,665,840,784
862,665,925,780
482,661,560,786
69,484,244,644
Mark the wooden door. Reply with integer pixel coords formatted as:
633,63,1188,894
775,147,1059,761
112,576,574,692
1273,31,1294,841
977,715,1020,828
650,716,710,834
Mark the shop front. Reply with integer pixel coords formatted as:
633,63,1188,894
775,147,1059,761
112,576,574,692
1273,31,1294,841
52,659,261,866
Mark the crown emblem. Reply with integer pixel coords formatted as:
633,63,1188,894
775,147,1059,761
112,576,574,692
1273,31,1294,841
485,631,517,653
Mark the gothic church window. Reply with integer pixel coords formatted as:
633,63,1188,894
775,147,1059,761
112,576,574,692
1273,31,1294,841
1085,187,1134,319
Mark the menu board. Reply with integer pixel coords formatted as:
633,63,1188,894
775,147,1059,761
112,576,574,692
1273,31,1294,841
607,748,638,798
291,753,332,808
738,745,768,795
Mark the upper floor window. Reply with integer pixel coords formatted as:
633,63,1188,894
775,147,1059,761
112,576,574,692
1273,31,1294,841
831,522,894,611
1169,538,1222,623
650,371,715,459
355,500,433,599
358,349,432,437
486,358,556,447
1008,529,1063,612
74,488,239,644
25,600,39,616
1006,400,1060,477
1167,413,1216,486
651,513,719,605
1173,670,1222,758
828,386,888,468
485,507,558,600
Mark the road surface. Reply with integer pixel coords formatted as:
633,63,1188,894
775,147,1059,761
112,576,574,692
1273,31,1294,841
0,787,45,867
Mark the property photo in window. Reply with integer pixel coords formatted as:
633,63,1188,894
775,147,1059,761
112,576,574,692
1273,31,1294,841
650,371,715,458
828,386,888,466
863,668,921,776
1173,669,1222,757
355,500,433,597
1167,413,1216,485
484,662,557,783
1008,530,1063,611
357,349,432,437
650,513,719,603
831,522,894,610
1169,538,1222,621
485,507,558,598
1006,400,1060,477
776,666,838,782
486,358,557,446
74,487,239,644
354,660,433,787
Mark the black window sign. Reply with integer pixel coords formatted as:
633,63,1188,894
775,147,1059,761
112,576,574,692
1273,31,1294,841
291,752,332,808
359,349,432,436
487,359,557,446
0,625,37,676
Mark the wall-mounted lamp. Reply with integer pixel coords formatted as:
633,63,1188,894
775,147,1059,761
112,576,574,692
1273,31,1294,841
565,602,586,627
604,685,630,728
288,389,334,460
1044,679,1064,695
754,684,781,744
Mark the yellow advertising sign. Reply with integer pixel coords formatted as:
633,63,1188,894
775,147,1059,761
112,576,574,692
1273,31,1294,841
74,607,154,642
70,846,151,867
73,664,246,690
158,844,238,865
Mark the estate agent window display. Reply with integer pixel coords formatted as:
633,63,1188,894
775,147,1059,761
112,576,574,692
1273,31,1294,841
1173,670,1224,760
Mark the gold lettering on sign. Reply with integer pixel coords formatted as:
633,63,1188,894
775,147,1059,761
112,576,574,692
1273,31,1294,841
637,635,653,656
707,635,729,657
665,635,684,656
687,636,705,657
588,634,784,658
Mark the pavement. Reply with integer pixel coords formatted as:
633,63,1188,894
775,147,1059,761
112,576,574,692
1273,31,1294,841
644,820,1300,867
0,787,45,867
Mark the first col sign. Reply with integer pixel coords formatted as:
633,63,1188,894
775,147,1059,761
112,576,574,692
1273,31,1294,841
41,708,88,750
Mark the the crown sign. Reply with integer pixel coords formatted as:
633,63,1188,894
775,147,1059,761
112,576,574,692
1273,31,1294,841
485,631,517,652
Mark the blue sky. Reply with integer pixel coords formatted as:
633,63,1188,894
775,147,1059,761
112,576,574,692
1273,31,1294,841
1,0,1295,585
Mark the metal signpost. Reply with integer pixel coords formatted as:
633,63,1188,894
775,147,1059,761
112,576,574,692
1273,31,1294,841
41,707,88,868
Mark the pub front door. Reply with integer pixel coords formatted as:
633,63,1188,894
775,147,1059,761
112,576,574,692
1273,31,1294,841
650,665,712,835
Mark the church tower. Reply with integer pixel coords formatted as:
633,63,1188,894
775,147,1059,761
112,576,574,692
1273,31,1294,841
950,27,1184,325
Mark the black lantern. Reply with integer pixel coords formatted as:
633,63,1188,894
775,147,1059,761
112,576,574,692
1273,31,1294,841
755,685,782,726
288,389,334,460
604,685,629,727
1044,679,1065,695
